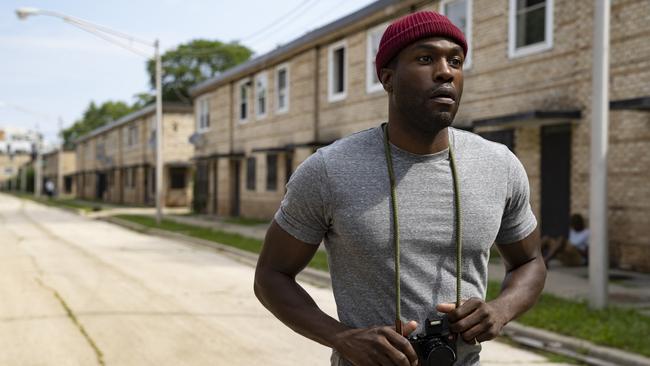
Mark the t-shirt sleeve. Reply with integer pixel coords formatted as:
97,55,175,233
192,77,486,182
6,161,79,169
273,151,331,245
495,147,538,244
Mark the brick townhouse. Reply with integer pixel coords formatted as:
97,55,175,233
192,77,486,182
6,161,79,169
189,0,650,271
41,148,76,197
74,103,195,207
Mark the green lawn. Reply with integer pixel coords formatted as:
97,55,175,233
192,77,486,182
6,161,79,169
115,214,328,271
486,281,650,357
13,193,97,212
115,213,648,357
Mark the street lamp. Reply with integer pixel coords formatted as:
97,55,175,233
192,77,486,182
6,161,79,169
17,7,165,224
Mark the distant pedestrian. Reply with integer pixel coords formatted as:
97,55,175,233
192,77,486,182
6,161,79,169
542,214,589,267
45,179,55,199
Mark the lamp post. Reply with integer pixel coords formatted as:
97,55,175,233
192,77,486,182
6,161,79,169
17,7,164,223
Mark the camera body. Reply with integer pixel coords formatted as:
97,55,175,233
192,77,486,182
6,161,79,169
407,316,457,366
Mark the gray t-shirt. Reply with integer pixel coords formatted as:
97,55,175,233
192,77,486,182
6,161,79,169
274,125,537,366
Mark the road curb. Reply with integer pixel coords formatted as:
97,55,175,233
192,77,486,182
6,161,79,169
101,216,332,288
97,215,650,366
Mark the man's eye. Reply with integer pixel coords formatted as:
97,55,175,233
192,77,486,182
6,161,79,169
417,55,432,63
449,57,463,68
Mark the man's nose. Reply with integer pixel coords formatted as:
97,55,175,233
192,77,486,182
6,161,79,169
433,59,454,83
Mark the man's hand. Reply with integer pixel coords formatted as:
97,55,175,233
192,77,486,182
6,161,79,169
332,321,419,366
436,299,507,343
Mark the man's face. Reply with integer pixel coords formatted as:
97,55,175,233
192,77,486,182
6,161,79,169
384,37,465,133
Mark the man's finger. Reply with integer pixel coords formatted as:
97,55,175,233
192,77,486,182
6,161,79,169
435,302,456,313
383,328,418,366
447,298,482,322
401,320,418,336
449,305,488,333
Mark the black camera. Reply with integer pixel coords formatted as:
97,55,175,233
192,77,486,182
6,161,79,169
407,316,457,366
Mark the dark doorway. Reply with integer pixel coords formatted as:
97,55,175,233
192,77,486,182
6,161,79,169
479,129,515,152
541,124,572,238
231,160,241,217
285,153,293,186
96,172,107,200
212,160,219,215
194,161,209,214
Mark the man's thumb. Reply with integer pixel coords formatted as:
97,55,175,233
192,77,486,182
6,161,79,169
402,320,418,336
436,303,457,313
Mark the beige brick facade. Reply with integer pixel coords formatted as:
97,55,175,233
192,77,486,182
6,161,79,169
42,149,76,197
190,0,650,271
74,103,194,207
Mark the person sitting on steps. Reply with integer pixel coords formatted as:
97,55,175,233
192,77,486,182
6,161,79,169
542,214,589,267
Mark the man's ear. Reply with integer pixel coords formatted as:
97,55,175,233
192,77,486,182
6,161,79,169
379,68,393,93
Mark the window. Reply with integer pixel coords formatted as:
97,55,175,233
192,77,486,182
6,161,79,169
509,0,553,58
126,125,138,147
197,98,210,132
246,157,256,191
366,23,389,93
441,0,472,68
169,167,187,189
239,79,250,122
266,154,278,191
479,129,514,152
255,73,268,118
276,64,290,113
328,40,347,102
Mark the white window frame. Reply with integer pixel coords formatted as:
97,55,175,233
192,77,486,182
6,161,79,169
328,40,348,102
196,97,210,133
275,63,290,114
366,22,389,94
508,0,554,59
440,0,473,69
237,78,251,123
255,72,268,119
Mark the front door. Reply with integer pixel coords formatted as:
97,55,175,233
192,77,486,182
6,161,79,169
541,124,572,237
230,160,241,217
211,160,219,215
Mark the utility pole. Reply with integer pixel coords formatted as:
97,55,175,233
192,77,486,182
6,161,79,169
589,0,610,309
155,39,163,224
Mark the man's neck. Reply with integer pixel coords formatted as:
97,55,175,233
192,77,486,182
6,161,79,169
386,120,449,155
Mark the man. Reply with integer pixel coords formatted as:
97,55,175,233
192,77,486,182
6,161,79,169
543,214,589,267
254,11,546,366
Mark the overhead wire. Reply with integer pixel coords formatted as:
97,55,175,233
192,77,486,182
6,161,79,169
240,0,318,42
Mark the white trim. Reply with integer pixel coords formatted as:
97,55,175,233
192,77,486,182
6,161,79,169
508,0,554,59
366,22,389,94
254,72,268,119
237,78,250,124
328,39,348,103
440,0,472,69
275,63,290,114
195,96,210,133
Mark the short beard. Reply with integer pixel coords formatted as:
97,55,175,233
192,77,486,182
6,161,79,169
395,94,455,136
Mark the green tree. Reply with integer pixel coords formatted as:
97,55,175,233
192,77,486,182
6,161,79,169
60,100,137,148
145,39,253,103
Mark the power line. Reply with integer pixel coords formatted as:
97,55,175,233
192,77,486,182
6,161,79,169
240,0,318,42
246,0,353,49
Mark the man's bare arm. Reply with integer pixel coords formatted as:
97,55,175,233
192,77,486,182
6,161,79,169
437,227,546,342
254,221,418,366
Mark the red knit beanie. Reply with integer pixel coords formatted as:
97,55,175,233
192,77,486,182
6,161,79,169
375,11,467,79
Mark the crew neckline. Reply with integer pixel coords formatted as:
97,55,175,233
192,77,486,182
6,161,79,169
377,123,453,163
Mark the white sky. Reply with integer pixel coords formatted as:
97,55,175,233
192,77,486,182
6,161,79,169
0,0,378,144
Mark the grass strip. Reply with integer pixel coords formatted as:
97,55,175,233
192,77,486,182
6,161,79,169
115,214,328,271
116,214,648,357
12,193,96,212
486,281,650,357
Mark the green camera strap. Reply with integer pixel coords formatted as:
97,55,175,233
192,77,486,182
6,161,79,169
382,123,462,335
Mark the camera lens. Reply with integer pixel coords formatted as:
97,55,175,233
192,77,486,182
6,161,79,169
424,345,456,366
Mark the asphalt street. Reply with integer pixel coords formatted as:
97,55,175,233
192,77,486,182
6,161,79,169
0,193,570,365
